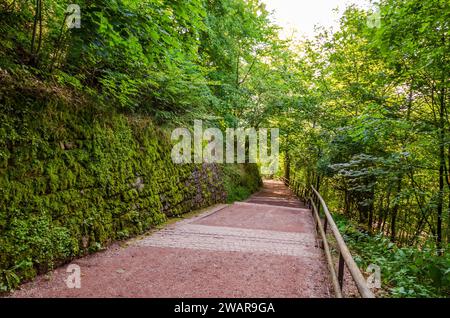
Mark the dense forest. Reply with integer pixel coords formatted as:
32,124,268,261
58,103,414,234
0,0,449,297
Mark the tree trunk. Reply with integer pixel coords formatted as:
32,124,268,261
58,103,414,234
436,85,445,253
447,191,450,245
344,189,350,216
30,0,40,55
377,189,389,231
368,197,374,234
284,151,290,185
391,176,402,242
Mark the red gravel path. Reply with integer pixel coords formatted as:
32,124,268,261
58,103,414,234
9,180,333,298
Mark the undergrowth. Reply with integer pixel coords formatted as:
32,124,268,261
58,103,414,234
0,70,262,293
222,164,262,203
334,215,450,298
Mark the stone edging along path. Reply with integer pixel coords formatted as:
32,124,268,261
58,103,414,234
9,180,332,298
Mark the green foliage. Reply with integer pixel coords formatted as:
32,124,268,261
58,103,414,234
0,0,281,124
286,0,449,250
3,0,447,299
222,163,262,203
335,215,450,298
283,0,449,299
0,71,260,292
1,0,268,292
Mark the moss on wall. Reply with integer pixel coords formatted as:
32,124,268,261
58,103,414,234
0,72,261,292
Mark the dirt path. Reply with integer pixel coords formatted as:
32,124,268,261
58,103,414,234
9,180,332,298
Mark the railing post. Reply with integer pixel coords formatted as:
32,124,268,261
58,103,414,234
316,197,321,216
338,252,345,290
310,199,343,298
311,185,375,298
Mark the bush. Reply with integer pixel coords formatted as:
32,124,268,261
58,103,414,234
334,215,450,298
222,164,262,203
0,72,262,292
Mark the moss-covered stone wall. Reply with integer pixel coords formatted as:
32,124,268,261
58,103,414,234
0,72,260,291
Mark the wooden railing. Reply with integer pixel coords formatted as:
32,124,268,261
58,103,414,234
309,186,375,298
284,176,375,298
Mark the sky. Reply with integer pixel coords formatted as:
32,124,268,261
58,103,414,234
262,0,372,39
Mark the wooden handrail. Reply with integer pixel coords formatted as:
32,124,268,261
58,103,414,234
310,199,342,298
279,176,289,186
311,186,375,298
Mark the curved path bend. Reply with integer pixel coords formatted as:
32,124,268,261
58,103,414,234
10,180,332,298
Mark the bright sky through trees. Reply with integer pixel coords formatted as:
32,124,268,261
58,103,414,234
262,0,372,38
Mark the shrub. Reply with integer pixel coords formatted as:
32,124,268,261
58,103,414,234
335,215,450,298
